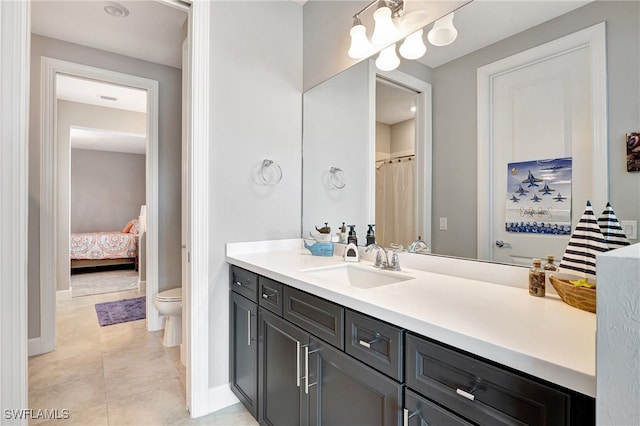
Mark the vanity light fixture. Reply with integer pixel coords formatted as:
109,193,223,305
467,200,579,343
427,13,458,46
376,44,401,71
371,0,401,46
399,29,427,60
348,1,457,71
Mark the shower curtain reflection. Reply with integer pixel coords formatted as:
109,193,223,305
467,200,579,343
375,156,415,249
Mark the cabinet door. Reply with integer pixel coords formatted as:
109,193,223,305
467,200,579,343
405,389,473,426
259,309,309,426
308,338,403,426
229,292,258,419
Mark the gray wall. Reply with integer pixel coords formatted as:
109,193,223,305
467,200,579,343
208,1,303,387
71,149,145,233
431,1,640,258
28,34,182,338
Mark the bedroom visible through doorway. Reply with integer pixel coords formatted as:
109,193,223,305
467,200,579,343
59,74,148,299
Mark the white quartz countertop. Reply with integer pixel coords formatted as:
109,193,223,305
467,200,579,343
226,239,596,397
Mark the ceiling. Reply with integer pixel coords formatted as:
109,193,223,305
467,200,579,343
31,0,187,69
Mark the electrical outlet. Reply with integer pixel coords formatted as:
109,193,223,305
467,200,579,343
621,220,637,240
439,217,448,231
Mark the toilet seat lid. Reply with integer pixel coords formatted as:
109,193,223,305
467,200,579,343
157,287,182,301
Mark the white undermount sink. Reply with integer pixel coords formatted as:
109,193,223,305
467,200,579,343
301,264,414,289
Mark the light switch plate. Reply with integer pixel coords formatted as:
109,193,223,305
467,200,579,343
621,220,637,240
439,217,448,231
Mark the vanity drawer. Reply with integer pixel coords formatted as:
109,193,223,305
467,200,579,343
345,309,403,381
258,276,283,316
284,286,344,349
229,265,258,303
405,388,473,426
406,333,570,426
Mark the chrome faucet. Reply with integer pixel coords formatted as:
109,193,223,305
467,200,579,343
365,244,401,271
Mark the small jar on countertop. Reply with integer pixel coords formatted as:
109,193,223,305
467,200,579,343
529,258,545,297
543,255,558,272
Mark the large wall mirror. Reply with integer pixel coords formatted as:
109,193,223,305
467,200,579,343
302,0,640,266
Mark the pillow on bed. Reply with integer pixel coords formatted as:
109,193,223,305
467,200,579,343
122,218,138,233
129,219,140,235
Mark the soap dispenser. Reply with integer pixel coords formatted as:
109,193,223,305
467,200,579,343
347,225,358,246
344,225,360,262
366,224,376,246
337,222,348,244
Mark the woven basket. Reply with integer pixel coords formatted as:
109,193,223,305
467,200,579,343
549,275,596,313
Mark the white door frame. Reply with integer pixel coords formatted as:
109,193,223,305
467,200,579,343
477,22,608,261
2,0,214,417
374,64,433,249
38,57,161,356
0,0,29,416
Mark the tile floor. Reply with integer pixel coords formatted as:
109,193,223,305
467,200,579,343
28,289,258,426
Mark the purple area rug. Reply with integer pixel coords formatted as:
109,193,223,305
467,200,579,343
95,296,146,327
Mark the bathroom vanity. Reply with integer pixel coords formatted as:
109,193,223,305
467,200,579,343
227,239,595,425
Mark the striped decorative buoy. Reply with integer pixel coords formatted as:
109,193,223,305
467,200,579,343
598,202,630,250
558,201,609,282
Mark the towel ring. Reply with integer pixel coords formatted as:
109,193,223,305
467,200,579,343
329,167,346,189
260,159,282,185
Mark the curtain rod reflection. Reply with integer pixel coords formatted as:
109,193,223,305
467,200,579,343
376,154,415,164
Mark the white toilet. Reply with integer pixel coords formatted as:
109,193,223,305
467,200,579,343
155,287,182,347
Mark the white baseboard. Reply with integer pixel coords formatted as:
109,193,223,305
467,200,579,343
57,288,72,300
206,383,239,416
138,279,146,292
28,337,42,356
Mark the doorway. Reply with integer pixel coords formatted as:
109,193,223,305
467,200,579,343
375,77,419,249
38,57,161,354
371,67,432,251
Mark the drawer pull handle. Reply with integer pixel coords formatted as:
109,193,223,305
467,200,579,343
235,280,247,287
403,409,420,426
456,388,475,401
262,292,276,299
358,332,381,349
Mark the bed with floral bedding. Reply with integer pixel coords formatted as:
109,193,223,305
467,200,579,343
70,218,140,269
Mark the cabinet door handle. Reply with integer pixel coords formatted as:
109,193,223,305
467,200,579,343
403,409,420,426
246,311,252,346
304,345,309,395
358,340,371,348
296,341,301,387
456,388,475,401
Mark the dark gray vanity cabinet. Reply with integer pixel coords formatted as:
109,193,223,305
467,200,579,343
308,338,403,426
259,309,310,426
229,276,259,419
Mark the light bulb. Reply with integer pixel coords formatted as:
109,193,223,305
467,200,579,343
348,18,372,59
427,13,457,47
375,44,400,71
371,3,399,46
399,29,426,60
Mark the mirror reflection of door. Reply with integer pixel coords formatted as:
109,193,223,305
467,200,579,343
375,77,419,249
